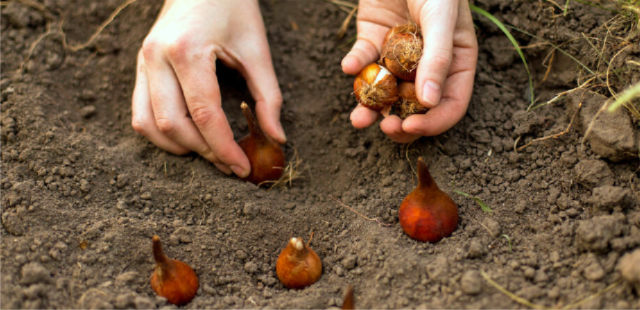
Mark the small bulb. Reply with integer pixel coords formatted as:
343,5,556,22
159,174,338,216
381,23,423,81
341,285,355,310
275,236,322,289
353,63,399,111
150,235,199,305
395,81,427,119
398,158,458,242
238,102,285,185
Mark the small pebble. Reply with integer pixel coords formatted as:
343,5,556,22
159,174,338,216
244,261,259,274
20,262,50,285
523,266,536,279
78,288,113,309
80,105,97,119
341,255,357,270
584,261,605,281
467,239,486,258
460,270,482,295
482,217,501,238
115,271,140,287
133,296,155,309
114,292,136,309
140,192,152,200
617,249,640,293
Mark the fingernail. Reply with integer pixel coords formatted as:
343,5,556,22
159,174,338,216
277,126,287,143
422,80,441,106
230,165,249,178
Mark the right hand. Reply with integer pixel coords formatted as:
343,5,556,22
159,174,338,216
131,0,286,177
342,0,478,143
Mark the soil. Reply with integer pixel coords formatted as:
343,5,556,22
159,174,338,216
2,0,640,309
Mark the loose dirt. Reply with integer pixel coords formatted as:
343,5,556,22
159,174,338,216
2,0,639,308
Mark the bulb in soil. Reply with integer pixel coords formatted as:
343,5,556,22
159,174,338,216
150,235,199,305
395,81,428,119
238,102,285,185
275,236,322,289
353,63,399,111
381,23,423,81
341,285,355,310
398,157,458,242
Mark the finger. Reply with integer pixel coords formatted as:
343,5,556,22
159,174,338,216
410,0,459,107
402,43,476,136
380,115,420,143
401,100,464,136
167,43,251,178
350,104,379,129
341,18,393,75
132,51,189,154
142,43,231,174
341,34,381,75
236,36,286,144
342,1,411,74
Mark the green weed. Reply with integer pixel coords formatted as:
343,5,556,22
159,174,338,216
453,190,493,213
470,4,536,110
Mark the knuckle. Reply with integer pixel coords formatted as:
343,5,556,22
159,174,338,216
270,92,283,109
189,105,214,127
166,42,186,62
155,118,177,136
131,117,149,135
166,36,197,62
141,37,162,61
429,53,452,69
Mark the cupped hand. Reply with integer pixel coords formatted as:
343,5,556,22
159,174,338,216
342,0,478,143
131,0,286,177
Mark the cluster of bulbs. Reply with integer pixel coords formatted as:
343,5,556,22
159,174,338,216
353,23,428,119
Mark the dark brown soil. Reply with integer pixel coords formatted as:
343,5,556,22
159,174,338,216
2,0,639,308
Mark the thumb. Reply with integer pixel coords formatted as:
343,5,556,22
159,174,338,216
341,37,381,75
410,0,458,107
341,21,392,75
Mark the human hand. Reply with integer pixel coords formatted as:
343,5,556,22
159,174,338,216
342,0,478,143
131,0,286,177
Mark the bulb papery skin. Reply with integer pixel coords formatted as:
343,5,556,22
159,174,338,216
395,81,428,119
353,63,399,111
150,236,199,305
398,158,458,242
382,23,419,46
239,102,285,185
275,237,322,289
381,24,423,81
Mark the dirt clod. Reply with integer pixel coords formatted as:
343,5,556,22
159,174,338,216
20,262,50,285
460,270,483,295
589,185,633,210
576,214,625,252
572,90,639,162
574,159,614,187
617,249,640,293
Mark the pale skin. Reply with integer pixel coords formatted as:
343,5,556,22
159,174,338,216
132,0,477,176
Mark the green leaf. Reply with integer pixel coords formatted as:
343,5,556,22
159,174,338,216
469,4,535,110
607,81,640,112
453,190,493,213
